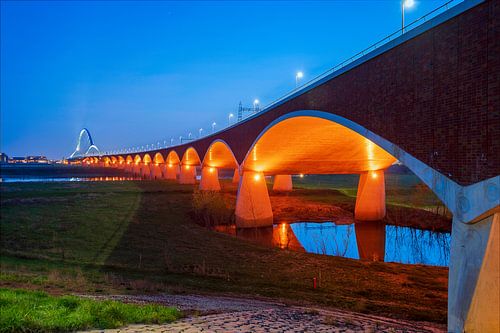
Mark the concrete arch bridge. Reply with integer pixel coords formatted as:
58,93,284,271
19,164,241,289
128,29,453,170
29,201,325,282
77,1,498,331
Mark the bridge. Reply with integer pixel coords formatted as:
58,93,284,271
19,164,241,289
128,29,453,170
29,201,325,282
71,0,499,331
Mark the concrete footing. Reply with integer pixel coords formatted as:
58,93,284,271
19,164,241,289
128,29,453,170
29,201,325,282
132,164,141,177
354,221,386,261
235,171,273,228
273,174,292,191
200,167,221,191
448,213,499,333
232,168,240,184
165,164,178,180
140,164,151,179
179,165,196,184
354,170,386,221
151,164,163,179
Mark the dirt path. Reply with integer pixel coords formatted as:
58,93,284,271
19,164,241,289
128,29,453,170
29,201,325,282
81,294,446,333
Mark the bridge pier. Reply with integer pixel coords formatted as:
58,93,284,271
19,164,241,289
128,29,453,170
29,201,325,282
179,164,196,184
235,171,273,228
448,213,499,333
151,164,163,179
354,221,386,261
354,170,386,221
199,167,221,191
232,168,240,184
140,164,151,179
132,163,141,177
273,174,292,192
165,164,179,180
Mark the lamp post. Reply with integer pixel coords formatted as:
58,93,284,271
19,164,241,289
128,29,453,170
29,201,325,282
199,128,203,138
253,99,260,112
228,113,234,125
170,137,174,146
295,71,304,87
401,0,415,33
188,132,192,140
212,122,216,133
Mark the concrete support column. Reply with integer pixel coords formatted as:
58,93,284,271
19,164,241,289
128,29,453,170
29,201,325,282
179,164,196,184
354,170,386,221
132,164,141,177
140,164,151,179
232,168,240,184
448,213,499,333
165,164,178,180
125,163,133,174
199,167,221,191
151,164,163,179
235,171,273,228
273,174,293,192
354,221,386,261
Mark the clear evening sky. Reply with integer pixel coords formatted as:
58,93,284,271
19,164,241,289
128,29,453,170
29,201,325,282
1,0,447,159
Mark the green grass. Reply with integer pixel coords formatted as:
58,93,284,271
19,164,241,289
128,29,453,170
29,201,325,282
0,288,180,332
0,180,449,324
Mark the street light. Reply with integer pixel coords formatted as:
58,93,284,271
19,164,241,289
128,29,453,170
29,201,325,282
401,0,415,33
212,122,217,133
188,132,192,140
199,128,203,138
253,99,260,111
228,113,234,125
170,137,174,146
295,71,304,87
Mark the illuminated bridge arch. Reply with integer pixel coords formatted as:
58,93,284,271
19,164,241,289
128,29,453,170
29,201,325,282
241,110,475,219
202,140,239,169
70,128,100,158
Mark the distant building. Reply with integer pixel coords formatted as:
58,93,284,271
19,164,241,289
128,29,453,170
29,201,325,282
0,153,8,163
26,156,49,163
10,157,26,163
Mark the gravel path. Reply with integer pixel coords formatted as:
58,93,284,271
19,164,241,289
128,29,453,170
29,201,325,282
81,294,445,333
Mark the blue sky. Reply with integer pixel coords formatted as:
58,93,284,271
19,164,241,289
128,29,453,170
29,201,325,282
1,0,448,158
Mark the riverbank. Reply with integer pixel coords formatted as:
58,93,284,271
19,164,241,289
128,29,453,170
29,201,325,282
1,180,449,325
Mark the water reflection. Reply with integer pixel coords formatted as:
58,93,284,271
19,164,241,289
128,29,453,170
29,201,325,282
214,221,450,266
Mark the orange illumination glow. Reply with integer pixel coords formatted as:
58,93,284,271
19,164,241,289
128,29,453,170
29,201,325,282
168,164,173,168
155,163,159,166
253,174,261,181
299,174,304,178
202,141,238,169
185,165,190,170
371,172,378,179
244,116,396,175
209,167,215,173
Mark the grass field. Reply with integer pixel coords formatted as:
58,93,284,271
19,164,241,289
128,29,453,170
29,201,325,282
1,179,449,325
0,288,180,332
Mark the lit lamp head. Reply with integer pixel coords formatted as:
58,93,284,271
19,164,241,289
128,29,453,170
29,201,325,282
403,0,414,8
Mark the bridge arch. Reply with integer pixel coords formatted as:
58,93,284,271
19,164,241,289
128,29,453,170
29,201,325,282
241,110,485,220
154,153,165,164
202,140,238,169
143,154,153,165
166,151,181,166
117,156,125,164
126,155,134,164
181,147,201,166
134,155,142,164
